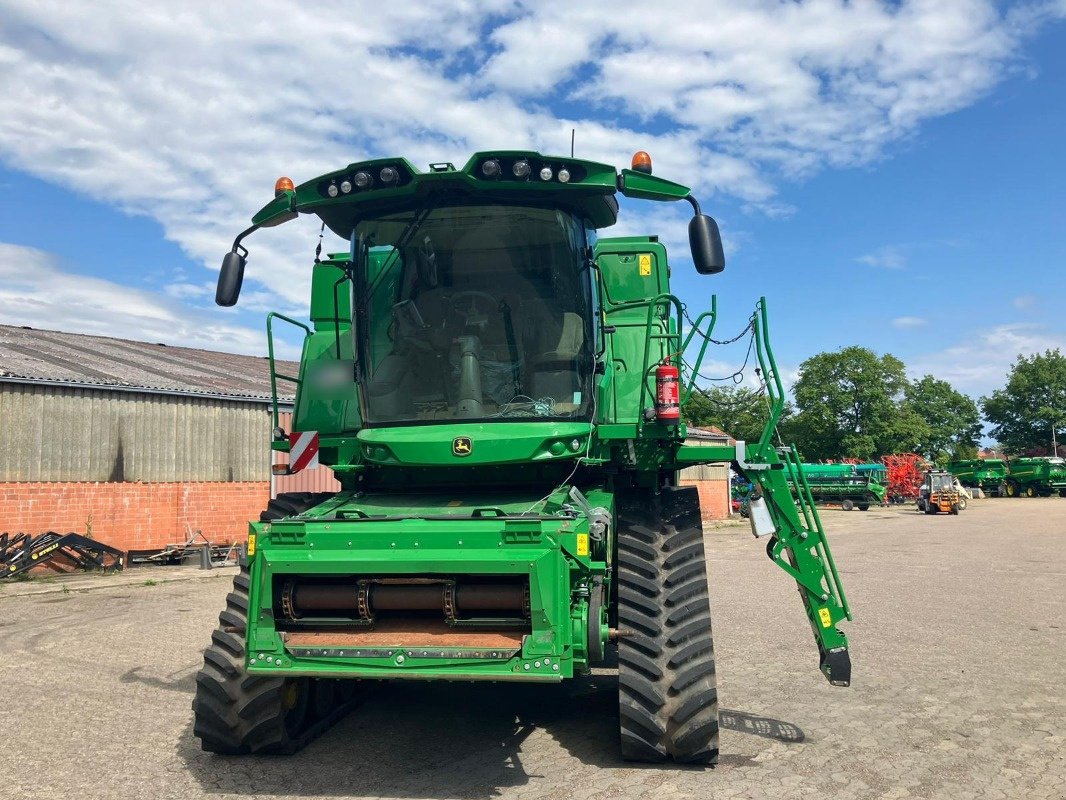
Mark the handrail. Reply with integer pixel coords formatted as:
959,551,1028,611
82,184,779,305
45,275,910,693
750,296,851,621
602,291,725,434
266,312,312,429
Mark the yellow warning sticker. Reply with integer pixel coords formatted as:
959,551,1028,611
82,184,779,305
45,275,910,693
576,533,590,556
247,533,257,557
638,254,652,276
818,608,832,628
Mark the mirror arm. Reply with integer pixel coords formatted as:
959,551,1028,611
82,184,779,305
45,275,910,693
230,224,259,256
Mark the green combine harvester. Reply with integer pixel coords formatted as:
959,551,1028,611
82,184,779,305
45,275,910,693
192,150,852,764
791,464,886,511
1003,457,1066,497
946,458,1009,496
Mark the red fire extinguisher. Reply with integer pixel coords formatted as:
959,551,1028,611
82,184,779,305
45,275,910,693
655,357,680,425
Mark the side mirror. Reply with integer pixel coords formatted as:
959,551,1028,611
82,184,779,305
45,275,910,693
216,250,246,307
689,214,726,275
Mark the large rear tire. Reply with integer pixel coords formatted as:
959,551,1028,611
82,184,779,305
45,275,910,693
616,486,719,765
193,492,354,755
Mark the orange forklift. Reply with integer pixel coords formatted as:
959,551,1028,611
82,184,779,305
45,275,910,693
916,470,961,515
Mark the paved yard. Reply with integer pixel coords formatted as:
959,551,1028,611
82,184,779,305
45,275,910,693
2,499,1063,799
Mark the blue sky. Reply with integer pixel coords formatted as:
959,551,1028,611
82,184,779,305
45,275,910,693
1,1,1064,400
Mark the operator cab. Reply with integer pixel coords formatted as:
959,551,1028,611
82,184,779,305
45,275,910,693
354,204,594,425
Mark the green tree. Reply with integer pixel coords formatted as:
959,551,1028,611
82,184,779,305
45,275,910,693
788,346,929,461
683,384,777,443
905,376,982,462
982,349,1066,454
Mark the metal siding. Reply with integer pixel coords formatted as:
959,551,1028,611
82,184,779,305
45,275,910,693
0,383,272,482
679,464,730,481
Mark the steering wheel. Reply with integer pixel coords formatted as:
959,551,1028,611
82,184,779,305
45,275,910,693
449,290,499,325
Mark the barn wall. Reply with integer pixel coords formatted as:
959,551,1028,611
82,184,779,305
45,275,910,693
0,481,267,553
0,383,270,482
680,463,731,520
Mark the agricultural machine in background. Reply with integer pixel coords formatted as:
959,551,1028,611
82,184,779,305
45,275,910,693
946,459,1009,497
881,453,929,504
946,456,1066,498
1002,457,1066,497
192,150,852,765
790,463,886,511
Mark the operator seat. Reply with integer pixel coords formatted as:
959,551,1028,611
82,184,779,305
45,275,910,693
529,312,585,411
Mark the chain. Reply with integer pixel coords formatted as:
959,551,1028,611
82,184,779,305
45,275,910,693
683,305,755,345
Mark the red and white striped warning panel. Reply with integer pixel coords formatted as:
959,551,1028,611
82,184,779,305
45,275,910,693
288,431,320,473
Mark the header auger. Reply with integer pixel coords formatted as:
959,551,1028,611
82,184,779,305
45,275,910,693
192,150,851,765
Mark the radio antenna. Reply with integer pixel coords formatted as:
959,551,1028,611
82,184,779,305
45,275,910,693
571,129,575,158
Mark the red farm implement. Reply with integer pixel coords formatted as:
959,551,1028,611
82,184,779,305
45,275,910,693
881,453,930,504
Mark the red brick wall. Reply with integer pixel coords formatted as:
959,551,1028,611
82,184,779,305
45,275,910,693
681,479,730,521
0,481,269,553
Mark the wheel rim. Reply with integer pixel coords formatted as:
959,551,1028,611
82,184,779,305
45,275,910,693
282,678,310,736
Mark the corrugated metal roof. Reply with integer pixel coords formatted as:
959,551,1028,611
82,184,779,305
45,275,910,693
0,324,299,402
686,425,736,444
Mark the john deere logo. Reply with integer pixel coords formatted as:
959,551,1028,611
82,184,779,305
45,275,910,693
452,436,472,457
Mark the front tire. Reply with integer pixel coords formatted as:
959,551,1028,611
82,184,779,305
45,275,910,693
192,567,310,754
616,486,719,765
841,499,855,511
193,491,352,755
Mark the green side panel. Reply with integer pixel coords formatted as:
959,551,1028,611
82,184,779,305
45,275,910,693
309,260,352,322
293,260,362,437
595,238,671,425
292,334,361,436
596,237,669,303
946,459,1008,485
1007,457,1066,486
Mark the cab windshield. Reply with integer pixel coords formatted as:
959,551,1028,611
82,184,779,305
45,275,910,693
353,205,593,425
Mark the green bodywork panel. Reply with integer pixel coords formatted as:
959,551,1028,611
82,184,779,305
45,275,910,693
242,151,851,686
246,488,612,681
946,458,1009,488
1006,457,1066,489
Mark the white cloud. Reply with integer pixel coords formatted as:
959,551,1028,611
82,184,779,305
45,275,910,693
0,242,302,357
1012,294,1037,309
909,322,1066,392
893,316,927,329
0,1,1062,337
858,247,908,270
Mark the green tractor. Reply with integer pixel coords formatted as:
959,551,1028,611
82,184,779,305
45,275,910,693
192,151,851,764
